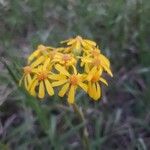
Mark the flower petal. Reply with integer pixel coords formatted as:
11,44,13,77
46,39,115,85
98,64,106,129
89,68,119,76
99,54,110,67
48,74,66,80
68,85,76,104
30,80,38,96
55,64,70,76
52,79,67,87
86,66,97,81
88,82,92,97
38,81,45,98
58,83,69,97
75,41,81,50
30,56,45,68
27,74,32,85
67,39,76,45
84,39,96,46
43,58,50,70
78,82,87,92
96,82,101,100
81,41,93,49
28,50,40,63
99,77,108,86
103,66,113,77
44,79,54,96
92,83,98,100
72,65,77,74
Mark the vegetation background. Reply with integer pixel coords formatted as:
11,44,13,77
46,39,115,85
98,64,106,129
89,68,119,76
0,0,150,149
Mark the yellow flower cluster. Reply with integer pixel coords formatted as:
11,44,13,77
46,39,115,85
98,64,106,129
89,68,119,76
20,36,113,104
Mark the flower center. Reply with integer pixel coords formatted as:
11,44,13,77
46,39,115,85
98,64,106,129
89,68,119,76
37,71,48,81
91,75,99,83
69,75,78,85
23,66,32,74
91,49,100,57
92,58,101,67
62,54,71,62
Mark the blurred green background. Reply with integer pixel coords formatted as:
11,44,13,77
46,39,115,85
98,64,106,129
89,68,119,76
0,0,150,149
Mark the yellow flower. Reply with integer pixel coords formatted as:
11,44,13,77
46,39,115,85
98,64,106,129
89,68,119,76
28,46,64,68
92,54,113,77
61,36,96,55
52,64,87,104
28,59,54,98
28,44,53,63
19,65,33,90
86,67,108,100
52,53,77,67
20,36,113,103
81,53,113,77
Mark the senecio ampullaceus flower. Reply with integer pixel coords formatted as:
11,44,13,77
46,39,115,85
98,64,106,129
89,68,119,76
20,36,113,104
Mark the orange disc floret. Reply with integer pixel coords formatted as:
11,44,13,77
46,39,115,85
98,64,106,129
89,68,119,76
92,58,101,67
62,54,71,62
23,66,32,74
69,75,78,85
91,74,99,83
37,71,48,81
91,48,100,57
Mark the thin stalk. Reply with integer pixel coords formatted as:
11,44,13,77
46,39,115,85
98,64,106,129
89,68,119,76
72,103,90,150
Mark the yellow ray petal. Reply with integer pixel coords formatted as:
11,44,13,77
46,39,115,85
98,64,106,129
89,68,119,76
55,64,70,76
88,82,92,97
96,82,101,100
99,54,110,67
85,64,90,73
60,39,70,44
86,66,97,81
67,39,76,45
68,85,76,104
27,74,32,85
48,74,66,80
38,81,45,98
103,66,113,77
72,65,77,74
43,58,50,70
30,56,45,68
92,83,98,100
78,82,87,92
81,41,93,49
28,50,40,63
89,82,94,99
28,76,37,90
52,79,68,87
30,80,38,96
99,77,108,86
84,39,96,46
75,41,81,50
44,79,54,96
58,83,69,97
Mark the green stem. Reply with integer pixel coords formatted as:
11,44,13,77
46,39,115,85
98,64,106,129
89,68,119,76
72,103,90,150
